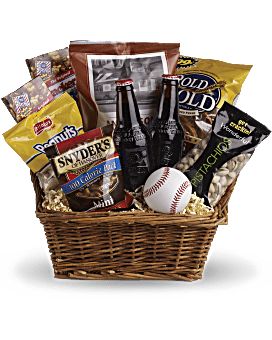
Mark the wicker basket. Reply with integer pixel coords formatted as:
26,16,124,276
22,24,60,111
32,173,234,281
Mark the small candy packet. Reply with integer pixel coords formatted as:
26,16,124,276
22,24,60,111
26,47,78,101
2,76,53,122
176,102,271,206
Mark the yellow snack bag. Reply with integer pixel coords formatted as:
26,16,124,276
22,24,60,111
175,56,252,151
3,93,83,174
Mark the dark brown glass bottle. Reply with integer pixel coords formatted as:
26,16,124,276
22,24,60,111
113,79,153,191
150,74,184,169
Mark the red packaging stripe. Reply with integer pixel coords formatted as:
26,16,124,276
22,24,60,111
56,126,103,154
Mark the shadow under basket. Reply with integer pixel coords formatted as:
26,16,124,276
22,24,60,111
32,173,235,281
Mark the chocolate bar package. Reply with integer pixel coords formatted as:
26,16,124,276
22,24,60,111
3,93,83,192
176,102,271,206
2,76,53,122
175,56,252,151
26,48,78,101
69,41,180,130
45,125,127,212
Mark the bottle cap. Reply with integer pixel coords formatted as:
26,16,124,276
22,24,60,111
115,79,133,86
162,74,180,80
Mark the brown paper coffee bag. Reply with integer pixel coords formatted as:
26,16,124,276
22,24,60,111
69,41,180,131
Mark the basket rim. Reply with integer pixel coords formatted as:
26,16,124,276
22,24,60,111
32,171,235,227
35,207,223,226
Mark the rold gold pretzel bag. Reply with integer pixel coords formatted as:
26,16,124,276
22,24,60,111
175,56,252,151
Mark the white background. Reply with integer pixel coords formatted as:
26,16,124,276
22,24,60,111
0,1,271,339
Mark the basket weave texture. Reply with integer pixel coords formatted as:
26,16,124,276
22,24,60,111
32,173,234,281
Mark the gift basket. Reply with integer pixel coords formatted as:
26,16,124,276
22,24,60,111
31,173,234,281
2,42,270,281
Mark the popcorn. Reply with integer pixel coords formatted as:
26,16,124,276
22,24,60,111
42,185,212,216
42,189,71,212
182,193,213,215
130,186,212,216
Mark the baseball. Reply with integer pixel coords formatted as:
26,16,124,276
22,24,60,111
143,167,192,214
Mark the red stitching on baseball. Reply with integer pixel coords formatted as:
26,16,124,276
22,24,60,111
170,181,190,214
143,167,170,198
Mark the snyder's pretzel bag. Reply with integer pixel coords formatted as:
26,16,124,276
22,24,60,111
176,102,271,207
175,56,252,151
2,77,53,122
69,41,180,130
26,48,78,101
3,93,83,192
45,125,126,212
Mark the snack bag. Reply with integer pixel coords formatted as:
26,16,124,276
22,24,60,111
175,56,252,151
2,77,53,122
69,41,180,130
176,102,271,206
45,125,127,212
26,48,78,100
3,93,83,191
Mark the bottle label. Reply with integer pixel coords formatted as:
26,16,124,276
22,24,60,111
154,120,181,137
152,120,183,168
124,147,150,176
98,110,155,128
159,142,174,166
123,127,146,143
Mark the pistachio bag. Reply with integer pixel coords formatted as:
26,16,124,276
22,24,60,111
176,102,271,207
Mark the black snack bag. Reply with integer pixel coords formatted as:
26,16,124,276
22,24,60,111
45,124,126,212
176,102,271,206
